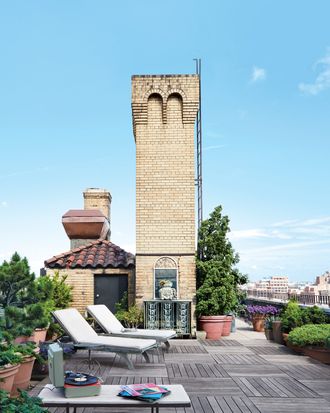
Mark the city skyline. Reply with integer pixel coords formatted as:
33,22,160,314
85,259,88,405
1,1,330,282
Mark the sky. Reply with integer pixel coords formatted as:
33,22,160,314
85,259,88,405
0,1,330,283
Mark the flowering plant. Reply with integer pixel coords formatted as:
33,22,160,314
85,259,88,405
246,305,279,316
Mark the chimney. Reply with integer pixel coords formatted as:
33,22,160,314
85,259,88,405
83,188,112,240
62,209,110,249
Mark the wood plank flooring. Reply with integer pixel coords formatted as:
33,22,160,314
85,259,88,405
30,319,330,412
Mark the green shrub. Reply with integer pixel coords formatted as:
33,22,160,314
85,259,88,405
0,390,49,413
280,301,328,334
288,324,330,347
0,346,22,368
115,292,143,329
280,300,304,333
302,306,328,324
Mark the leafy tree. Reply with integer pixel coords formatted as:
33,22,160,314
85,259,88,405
196,205,248,316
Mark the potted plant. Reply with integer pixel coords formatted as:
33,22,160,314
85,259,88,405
11,342,40,396
0,253,51,344
115,293,143,330
264,317,274,340
288,324,330,364
0,345,22,393
0,389,49,412
196,206,248,340
280,300,304,339
246,305,279,332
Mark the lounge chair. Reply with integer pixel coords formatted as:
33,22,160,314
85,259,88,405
86,304,176,349
52,308,157,370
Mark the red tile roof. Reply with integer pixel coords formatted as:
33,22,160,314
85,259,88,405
44,239,134,269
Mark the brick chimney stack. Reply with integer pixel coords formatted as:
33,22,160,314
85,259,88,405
83,188,112,240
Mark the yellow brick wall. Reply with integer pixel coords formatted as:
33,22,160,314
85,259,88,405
46,267,135,314
132,75,199,329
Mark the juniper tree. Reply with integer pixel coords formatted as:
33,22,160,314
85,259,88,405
196,205,248,316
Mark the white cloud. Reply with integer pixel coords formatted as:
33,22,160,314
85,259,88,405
250,66,266,83
230,229,270,239
299,48,330,95
1,201,8,207
231,216,330,242
204,144,226,151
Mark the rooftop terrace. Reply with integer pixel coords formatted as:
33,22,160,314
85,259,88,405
31,319,330,412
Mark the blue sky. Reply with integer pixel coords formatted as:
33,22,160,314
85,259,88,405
0,1,330,282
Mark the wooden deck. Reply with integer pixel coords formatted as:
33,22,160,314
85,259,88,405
30,319,330,412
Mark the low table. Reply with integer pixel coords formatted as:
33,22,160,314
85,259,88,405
39,384,191,413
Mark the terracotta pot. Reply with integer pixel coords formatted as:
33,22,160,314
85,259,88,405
0,364,20,393
14,336,31,344
199,315,227,340
282,333,289,344
265,329,274,341
272,321,284,344
32,328,47,344
222,316,232,337
252,315,265,332
286,340,304,354
302,347,330,364
11,355,36,396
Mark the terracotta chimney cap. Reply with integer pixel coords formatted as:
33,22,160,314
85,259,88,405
62,209,109,240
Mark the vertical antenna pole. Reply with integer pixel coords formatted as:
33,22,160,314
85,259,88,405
194,58,203,236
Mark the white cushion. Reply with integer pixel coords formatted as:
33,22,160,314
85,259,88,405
53,308,98,343
53,308,156,350
87,305,124,333
87,304,176,340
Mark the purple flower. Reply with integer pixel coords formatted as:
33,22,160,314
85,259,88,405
246,305,279,316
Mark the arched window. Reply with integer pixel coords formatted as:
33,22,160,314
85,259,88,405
148,93,163,124
167,93,183,124
154,257,178,299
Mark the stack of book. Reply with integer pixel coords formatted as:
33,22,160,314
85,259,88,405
118,383,171,403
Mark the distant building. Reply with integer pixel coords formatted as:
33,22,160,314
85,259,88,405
247,276,288,300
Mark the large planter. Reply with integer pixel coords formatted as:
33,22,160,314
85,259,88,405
199,315,227,340
0,364,20,393
265,328,274,341
222,316,232,337
252,314,265,332
11,355,36,396
286,340,304,354
302,347,330,364
14,335,31,344
272,321,284,344
14,328,47,345
32,328,47,344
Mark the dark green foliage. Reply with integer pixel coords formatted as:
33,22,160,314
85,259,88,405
280,300,304,333
115,292,143,329
280,300,328,333
0,390,49,413
0,346,22,367
196,206,248,316
288,324,330,347
325,336,330,349
0,253,73,341
0,253,35,307
302,305,328,324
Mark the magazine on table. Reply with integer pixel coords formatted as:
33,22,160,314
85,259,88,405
118,383,171,402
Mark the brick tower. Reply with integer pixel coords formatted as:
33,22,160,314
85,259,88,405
132,75,199,330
